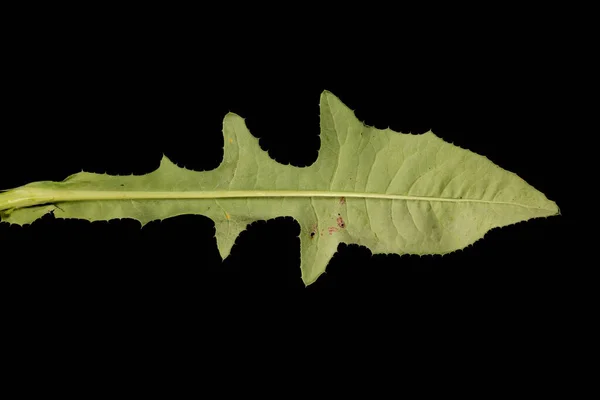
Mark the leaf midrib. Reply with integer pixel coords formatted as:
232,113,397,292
2,188,552,212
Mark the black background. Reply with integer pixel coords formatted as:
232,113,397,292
0,9,578,344
0,7,588,393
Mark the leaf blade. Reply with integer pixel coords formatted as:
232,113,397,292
0,91,558,284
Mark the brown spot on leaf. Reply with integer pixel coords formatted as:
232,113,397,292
337,215,345,229
309,224,318,239
339,196,346,205
328,226,339,235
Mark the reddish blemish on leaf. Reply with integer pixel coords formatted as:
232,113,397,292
328,226,339,235
337,215,345,228
339,196,346,205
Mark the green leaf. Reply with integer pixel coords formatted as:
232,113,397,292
0,91,559,285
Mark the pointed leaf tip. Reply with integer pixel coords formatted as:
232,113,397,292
159,154,174,165
223,111,243,122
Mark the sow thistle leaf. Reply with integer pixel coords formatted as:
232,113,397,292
0,91,558,285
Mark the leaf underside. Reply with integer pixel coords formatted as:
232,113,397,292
0,91,559,285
